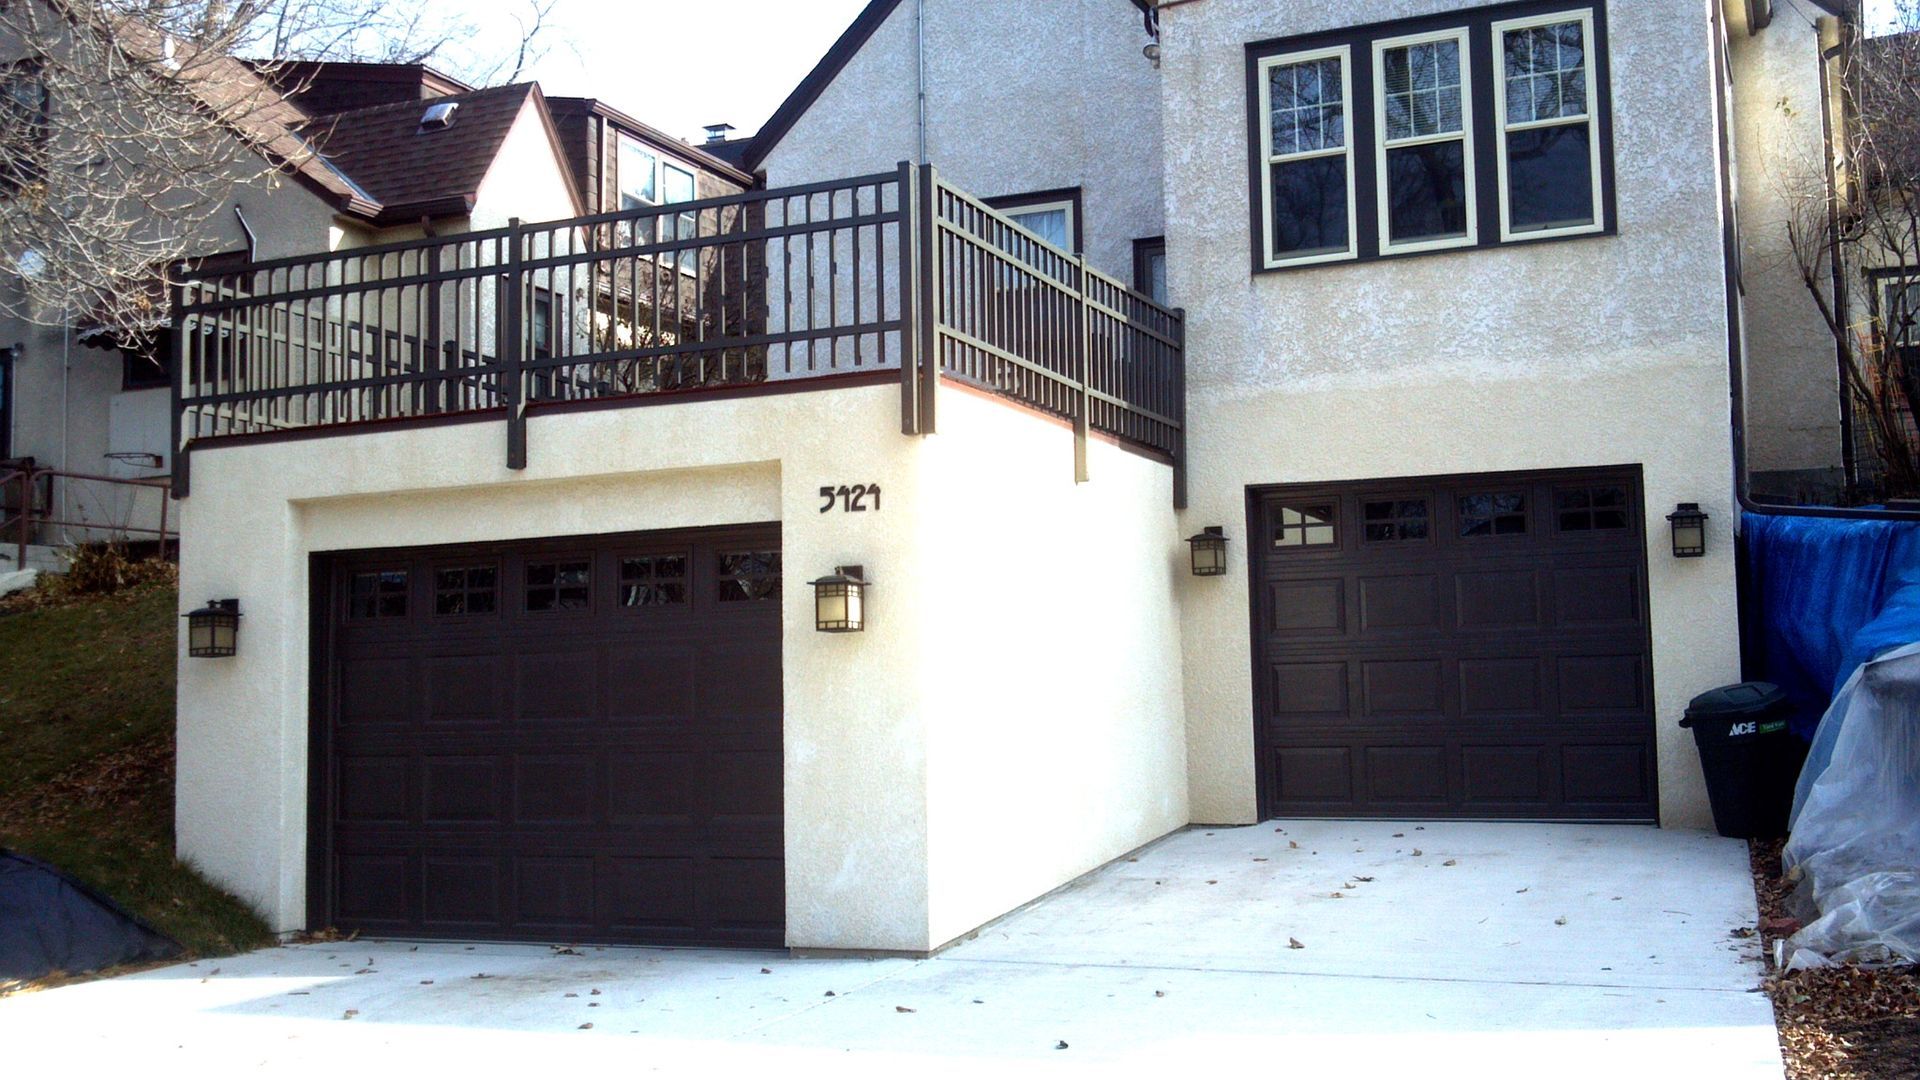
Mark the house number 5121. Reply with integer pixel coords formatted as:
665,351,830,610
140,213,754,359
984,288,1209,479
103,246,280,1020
820,484,881,513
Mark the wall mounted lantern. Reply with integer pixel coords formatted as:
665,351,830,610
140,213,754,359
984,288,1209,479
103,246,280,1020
810,566,869,633
1666,503,1709,559
185,598,242,657
1188,527,1229,577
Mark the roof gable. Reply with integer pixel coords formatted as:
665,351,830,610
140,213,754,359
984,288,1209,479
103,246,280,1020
741,0,1154,171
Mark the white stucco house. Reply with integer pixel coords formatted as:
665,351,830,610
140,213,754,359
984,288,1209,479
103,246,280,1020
168,0,1855,955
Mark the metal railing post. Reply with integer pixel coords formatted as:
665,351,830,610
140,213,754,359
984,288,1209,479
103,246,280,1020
916,163,939,434
1173,307,1188,510
898,161,921,435
18,462,33,570
169,278,191,497
1073,253,1091,484
503,219,527,470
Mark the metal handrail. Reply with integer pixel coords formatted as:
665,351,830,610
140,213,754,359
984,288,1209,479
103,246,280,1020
3,463,175,572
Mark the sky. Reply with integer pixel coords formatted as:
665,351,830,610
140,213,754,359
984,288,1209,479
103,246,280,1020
445,0,875,145
441,0,1910,145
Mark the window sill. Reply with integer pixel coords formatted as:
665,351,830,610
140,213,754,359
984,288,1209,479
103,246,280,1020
1252,220,1616,277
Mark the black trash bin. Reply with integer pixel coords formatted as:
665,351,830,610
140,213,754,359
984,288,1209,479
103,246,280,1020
1681,682,1802,839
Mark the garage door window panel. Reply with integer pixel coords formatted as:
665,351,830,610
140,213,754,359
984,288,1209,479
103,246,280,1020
1458,492,1527,538
434,564,499,616
525,559,592,612
620,554,689,608
349,570,409,619
1363,498,1430,543
1273,503,1338,547
1553,484,1629,532
718,551,781,602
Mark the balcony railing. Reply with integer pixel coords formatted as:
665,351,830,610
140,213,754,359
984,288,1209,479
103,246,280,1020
171,163,1186,503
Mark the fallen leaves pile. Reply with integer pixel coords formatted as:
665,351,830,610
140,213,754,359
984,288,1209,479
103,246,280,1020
1753,838,1920,1078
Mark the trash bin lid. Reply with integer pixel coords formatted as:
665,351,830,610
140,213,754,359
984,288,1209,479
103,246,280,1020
1685,681,1786,718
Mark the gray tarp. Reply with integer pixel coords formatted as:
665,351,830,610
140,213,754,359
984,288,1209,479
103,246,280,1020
0,850,180,983
1781,642,1920,969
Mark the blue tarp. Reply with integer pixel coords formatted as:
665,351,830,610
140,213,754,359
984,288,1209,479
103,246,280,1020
1743,511,1920,741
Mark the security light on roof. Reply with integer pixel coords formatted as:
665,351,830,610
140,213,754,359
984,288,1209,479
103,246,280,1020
420,101,459,130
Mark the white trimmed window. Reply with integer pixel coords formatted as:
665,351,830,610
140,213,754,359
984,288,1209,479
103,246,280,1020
1492,9,1603,240
661,162,698,271
617,134,658,209
1374,28,1475,253
1258,46,1356,268
998,196,1076,251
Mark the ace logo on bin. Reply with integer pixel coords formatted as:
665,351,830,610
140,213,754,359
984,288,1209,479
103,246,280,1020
1730,721,1758,737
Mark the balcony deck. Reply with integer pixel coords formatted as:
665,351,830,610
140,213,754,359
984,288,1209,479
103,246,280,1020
170,165,1186,504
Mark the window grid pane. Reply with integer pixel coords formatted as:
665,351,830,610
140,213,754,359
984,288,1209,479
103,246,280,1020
526,559,592,612
1504,21,1588,124
1273,503,1338,548
1363,499,1431,542
434,565,498,616
620,554,689,608
1384,40,1463,142
718,551,782,602
349,570,409,619
1270,57,1346,158
1459,493,1528,538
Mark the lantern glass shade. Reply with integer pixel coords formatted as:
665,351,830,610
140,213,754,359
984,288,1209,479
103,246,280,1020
1667,503,1708,558
1188,527,1229,576
185,599,241,657
810,567,869,633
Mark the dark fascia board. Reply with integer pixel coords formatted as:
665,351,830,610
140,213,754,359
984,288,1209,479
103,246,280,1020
743,0,905,171
553,96,756,187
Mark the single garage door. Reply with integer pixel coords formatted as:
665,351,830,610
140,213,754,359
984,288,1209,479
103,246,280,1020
1252,467,1656,821
310,525,784,946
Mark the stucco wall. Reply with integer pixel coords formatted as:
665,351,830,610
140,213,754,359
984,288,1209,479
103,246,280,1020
471,95,584,231
1160,0,1739,829
919,389,1186,947
178,379,1183,952
1730,12,1847,485
758,0,1163,284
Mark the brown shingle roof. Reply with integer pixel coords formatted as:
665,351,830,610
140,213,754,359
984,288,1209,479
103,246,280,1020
307,82,541,221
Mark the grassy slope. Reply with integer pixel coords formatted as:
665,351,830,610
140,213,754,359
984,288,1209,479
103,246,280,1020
0,580,271,958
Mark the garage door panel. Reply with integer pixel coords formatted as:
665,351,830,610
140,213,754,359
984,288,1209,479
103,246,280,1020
1358,574,1441,632
422,756,500,823
512,754,600,825
336,756,411,825
1460,745,1552,804
606,751,699,824
1360,659,1445,717
423,654,504,726
1268,579,1346,635
1562,742,1654,804
319,524,785,947
1363,746,1449,803
1270,661,1350,719
511,650,601,722
1254,468,1654,822
1552,565,1645,627
338,656,414,727
1454,569,1542,630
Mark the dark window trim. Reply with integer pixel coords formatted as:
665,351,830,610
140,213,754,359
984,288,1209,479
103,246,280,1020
1132,236,1167,302
1,58,51,196
1243,0,1616,276
984,186,1085,254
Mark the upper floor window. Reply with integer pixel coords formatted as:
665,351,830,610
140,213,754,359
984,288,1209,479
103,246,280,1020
986,189,1081,253
1134,237,1168,305
0,60,50,196
617,135,658,209
1247,1,1612,272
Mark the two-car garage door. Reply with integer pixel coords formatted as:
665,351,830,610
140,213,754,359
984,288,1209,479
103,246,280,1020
1252,467,1657,822
309,525,784,946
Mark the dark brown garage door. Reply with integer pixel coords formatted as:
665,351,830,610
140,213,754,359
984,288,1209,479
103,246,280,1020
1251,468,1656,821
309,524,783,946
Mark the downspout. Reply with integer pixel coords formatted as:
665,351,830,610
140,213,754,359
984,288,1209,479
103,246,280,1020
1816,33,1857,498
915,0,928,164
234,204,258,262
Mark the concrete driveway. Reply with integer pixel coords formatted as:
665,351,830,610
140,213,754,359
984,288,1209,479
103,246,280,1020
0,821,1780,1077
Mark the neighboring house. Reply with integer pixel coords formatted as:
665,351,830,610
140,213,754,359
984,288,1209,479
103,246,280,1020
1,51,742,561
165,0,1854,957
